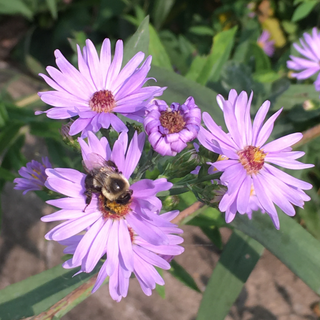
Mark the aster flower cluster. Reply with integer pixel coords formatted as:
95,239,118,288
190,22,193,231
287,27,320,94
14,35,313,302
257,30,275,57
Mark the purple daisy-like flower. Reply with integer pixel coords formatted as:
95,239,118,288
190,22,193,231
144,97,201,156
257,30,275,57
287,28,320,88
41,131,183,300
14,157,52,194
60,210,183,301
198,89,313,229
36,39,165,137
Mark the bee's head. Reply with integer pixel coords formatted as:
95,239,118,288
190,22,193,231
116,189,132,205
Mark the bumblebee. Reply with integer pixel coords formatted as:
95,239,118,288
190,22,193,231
82,153,132,212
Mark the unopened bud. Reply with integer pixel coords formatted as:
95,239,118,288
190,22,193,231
162,195,180,211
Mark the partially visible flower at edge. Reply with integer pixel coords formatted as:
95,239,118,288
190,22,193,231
14,157,52,194
41,131,184,301
36,38,165,137
198,89,313,229
144,96,201,156
287,27,320,92
257,30,275,57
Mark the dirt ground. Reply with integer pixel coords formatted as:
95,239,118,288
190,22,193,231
0,63,319,320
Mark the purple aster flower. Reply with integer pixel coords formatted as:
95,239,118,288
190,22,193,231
36,39,165,137
60,210,184,301
198,89,313,229
144,97,201,156
287,28,320,88
257,30,275,57
41,131,183,300
14,157,52,194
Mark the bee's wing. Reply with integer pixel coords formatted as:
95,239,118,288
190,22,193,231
82,153,118,175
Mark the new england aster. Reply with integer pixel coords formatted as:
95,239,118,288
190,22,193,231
257,30,275,57
41,131,184,301
198,89,313,229
287,28,320,91
14,157,52,194
37,39,164,137
144,97,201,156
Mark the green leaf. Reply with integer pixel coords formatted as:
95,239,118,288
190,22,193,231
197,230,264,320
25,55,46,76
45,0,57,19
232,211,320,295
152,0,175,30
155,268,165,298
200,226,223,249
253,70,281,83
123,16,149,65
196,26,237,85
0,0,33,19
1,134,26,172
0,167,16,182
273,84,320,110
250,42,271,71
148,24,173,71
29,121,62,140
0,102,8,128
189,26,214,36
0,122,24,157
169,260,201,293
292,1,318,22
0,263,101,319
185,55,207,82
148,66,223,123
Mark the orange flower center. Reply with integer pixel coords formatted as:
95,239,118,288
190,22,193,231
98,194,131,220
160,110,186,134
238,145,266,175
89,90,116,113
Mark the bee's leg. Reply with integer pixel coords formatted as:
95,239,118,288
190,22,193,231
83,190,92,212
83,175,95,212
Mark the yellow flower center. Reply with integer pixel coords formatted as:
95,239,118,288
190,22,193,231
89,90,116,113
160,110,186,134
238,145,266,175
98,194,131,220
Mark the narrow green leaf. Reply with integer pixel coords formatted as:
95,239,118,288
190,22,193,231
155,268,165,298
292,1,318,22
169,260,201,293
185,55,207,82
253,70,280,83
0,102,8,128
29,121,62,140
0,263,101,319
0,0,33,19
45,0,57,19
200,226,223,249
148,24,173,71
123,16,149,65
0,122,24,157
231,211,320,295
148,66,223,122
0,167,16,182
196,26,237,85
197,230,264,320
25,55,46,76
273,84,319,110
152,0,175,30
250,42,271,71
189,26,214,36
